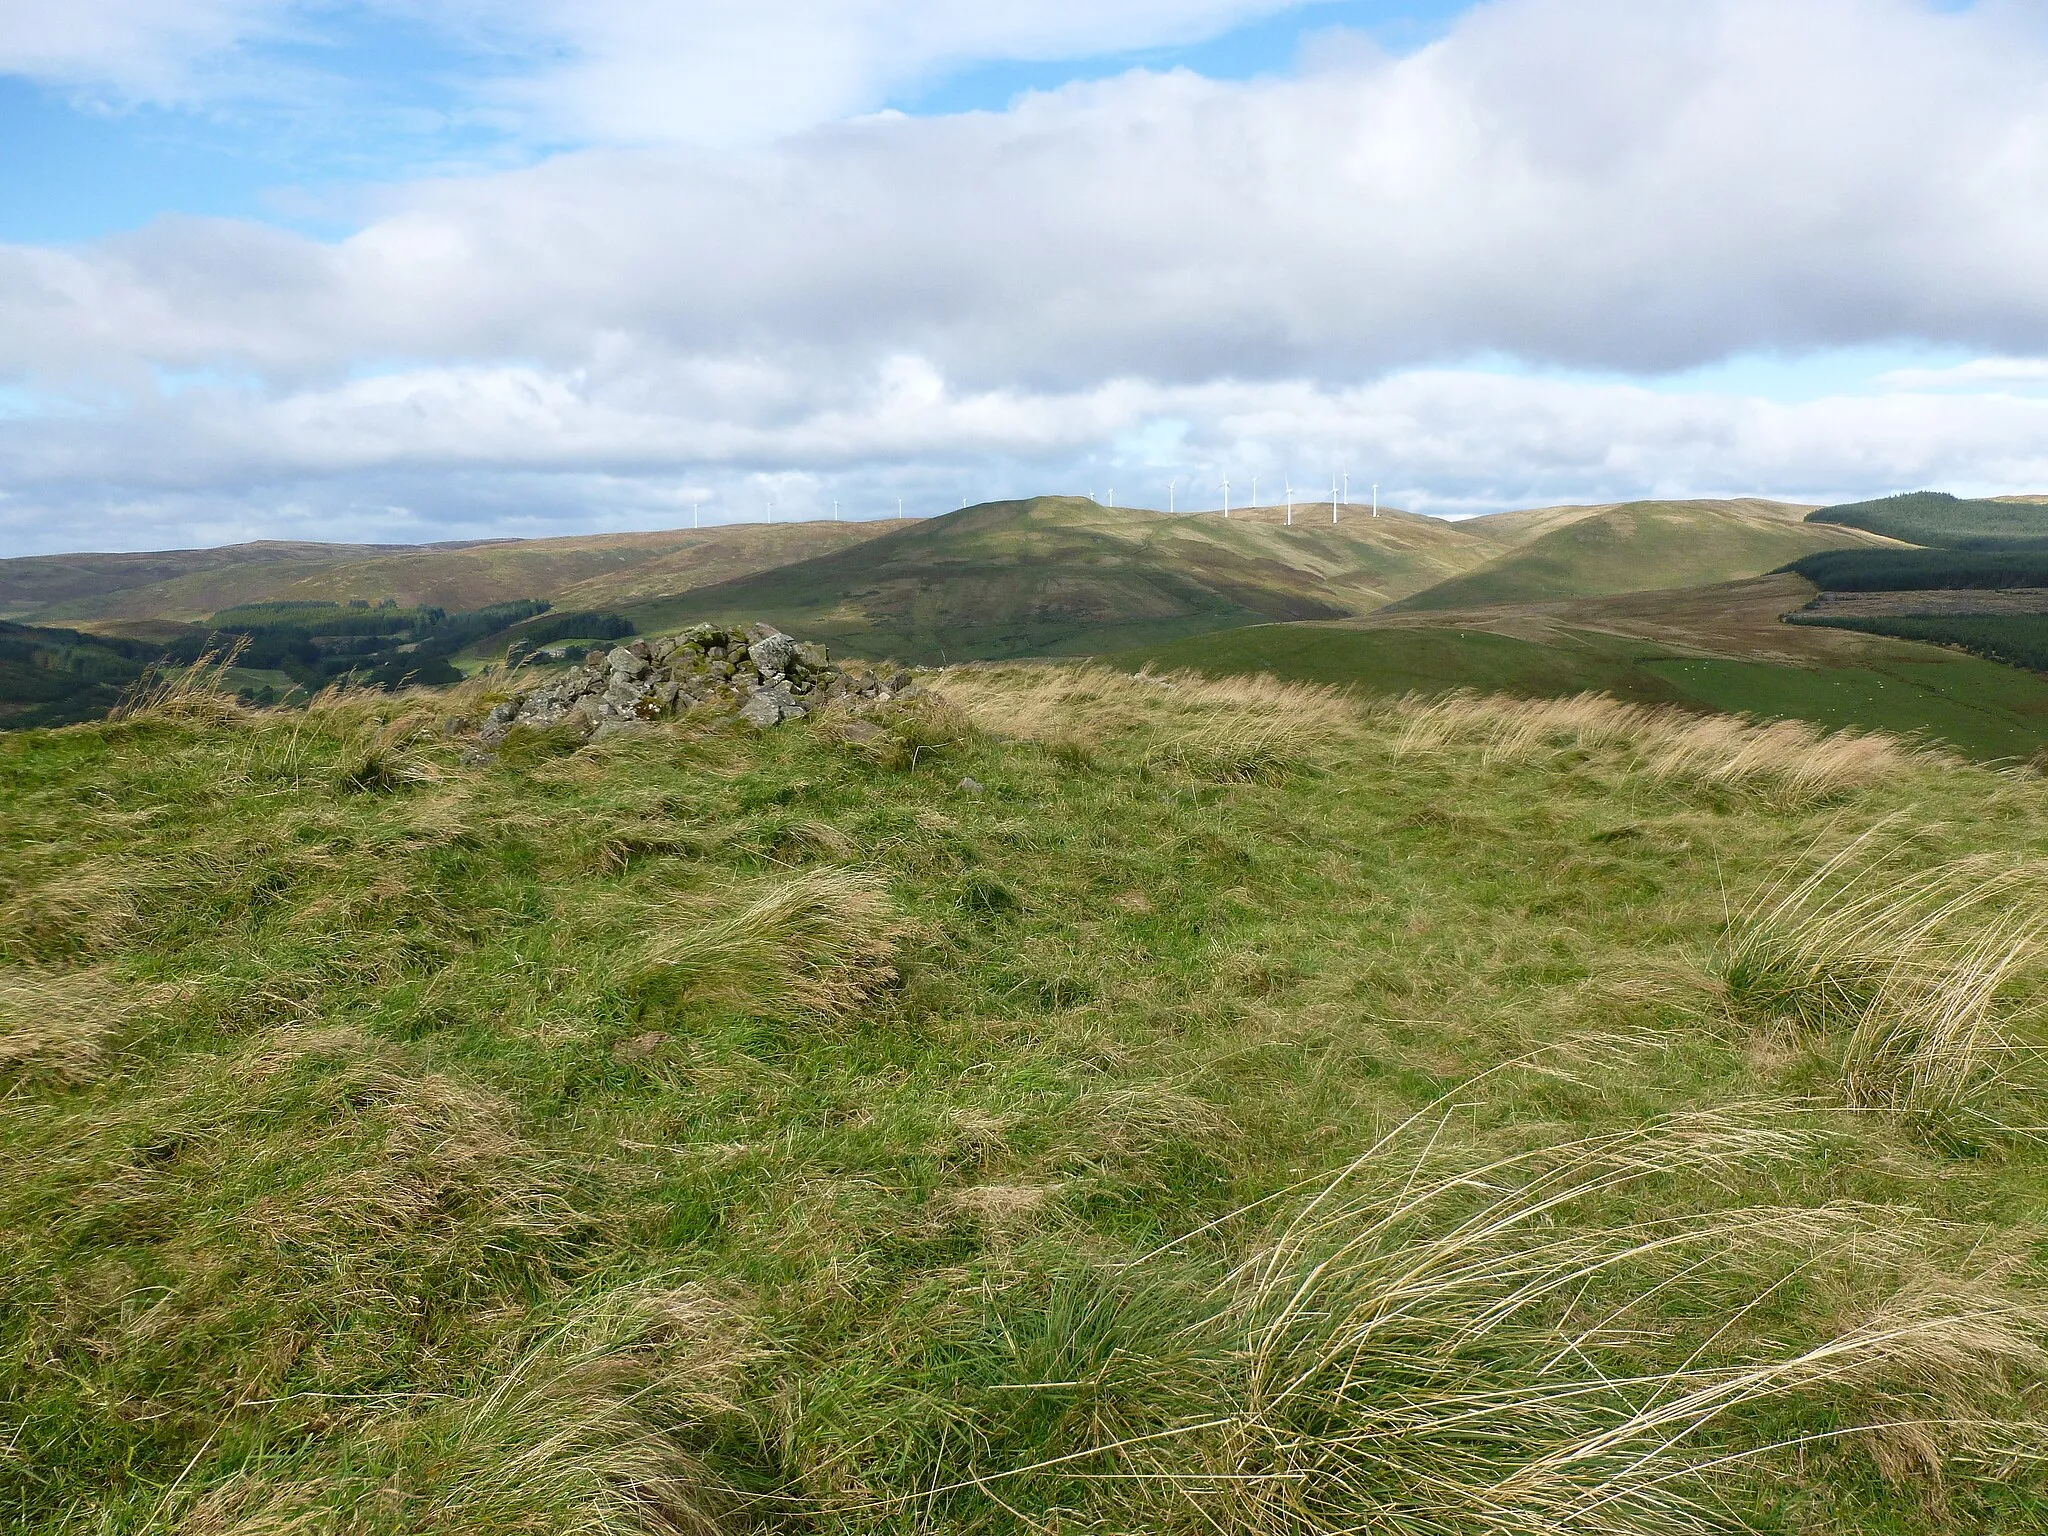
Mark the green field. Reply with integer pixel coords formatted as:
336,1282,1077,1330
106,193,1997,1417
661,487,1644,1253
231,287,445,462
5,668,2047,1532
1115,619,2048,761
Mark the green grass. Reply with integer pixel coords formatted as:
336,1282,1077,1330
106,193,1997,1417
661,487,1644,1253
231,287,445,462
1643,654,2048,762
3,667,2048,1532
1389,501,1873,613
1115,620,2048,762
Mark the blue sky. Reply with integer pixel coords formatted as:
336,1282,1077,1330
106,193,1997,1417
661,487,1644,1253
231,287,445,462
2,2,1477,243
1,0,2046,552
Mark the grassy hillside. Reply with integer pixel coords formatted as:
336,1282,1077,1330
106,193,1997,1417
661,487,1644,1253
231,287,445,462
1388,500,1877,612
1808,491,2048,548
5,667,2048,1532
623,497,1492,661
1118,576,2048,762
11,522,911,626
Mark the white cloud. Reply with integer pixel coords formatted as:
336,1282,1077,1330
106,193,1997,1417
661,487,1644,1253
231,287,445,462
0,0,1310,138
6,0,2048,551
1877,357,2048,391
0,0,272,97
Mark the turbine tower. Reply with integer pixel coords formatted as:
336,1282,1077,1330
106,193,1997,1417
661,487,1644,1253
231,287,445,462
1222,477,1230,518
1169,478,1177,515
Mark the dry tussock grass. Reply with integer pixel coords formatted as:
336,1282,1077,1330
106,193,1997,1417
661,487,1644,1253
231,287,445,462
1391,690,1928,803
0,856,147,961
943,664,1355,777
1724,833,2047,1121
174,1289,744,1536
1098,1113,2048,1536
0,965,139,1084
639,866,903,1019
1051,1084,1239,1177
329,707,450,794
108,643,254,728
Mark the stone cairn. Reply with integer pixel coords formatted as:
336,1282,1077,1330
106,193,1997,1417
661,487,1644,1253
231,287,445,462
478,623,916,746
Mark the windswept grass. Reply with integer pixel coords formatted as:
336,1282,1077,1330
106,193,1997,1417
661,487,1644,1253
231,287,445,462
1393,690,1929,804
639,866,903,1019
1180,1113,2045,1536
1722,833,2047,1124
108,642,253,728
2,664,2047,1533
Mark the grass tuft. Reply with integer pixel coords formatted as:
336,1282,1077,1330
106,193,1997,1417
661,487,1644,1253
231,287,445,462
639,866,903,1019
108,642,254,727
1722,833,2045,1122
0,967,135,1085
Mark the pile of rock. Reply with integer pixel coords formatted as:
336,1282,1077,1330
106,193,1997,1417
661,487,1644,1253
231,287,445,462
477,623,917,744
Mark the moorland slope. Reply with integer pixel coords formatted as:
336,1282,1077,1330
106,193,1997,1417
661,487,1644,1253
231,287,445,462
5,521,911,625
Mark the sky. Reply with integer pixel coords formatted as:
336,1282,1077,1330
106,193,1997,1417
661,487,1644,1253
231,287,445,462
2,0,2048,553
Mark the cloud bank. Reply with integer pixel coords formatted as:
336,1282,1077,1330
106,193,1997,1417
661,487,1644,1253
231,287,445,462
5,0,2048,551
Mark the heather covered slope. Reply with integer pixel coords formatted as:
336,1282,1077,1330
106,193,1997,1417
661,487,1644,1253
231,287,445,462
622,496,1491,660
4,665,2048,1532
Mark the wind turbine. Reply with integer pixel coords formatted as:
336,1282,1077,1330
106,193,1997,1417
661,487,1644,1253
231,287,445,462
1251,476,1258,510
1343,470,1350,506
1107,486,1114,508
1169,478,1178,515
1222,477,1230,518
1332,475,1339,523
692,502,699,529
833,499,839,522
1373,483,1379,518
1285,481,1293,525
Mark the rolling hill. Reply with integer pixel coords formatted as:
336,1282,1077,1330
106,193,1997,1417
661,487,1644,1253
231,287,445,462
1385,499,1876,612
617,496,1500,660
3,520,912,626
